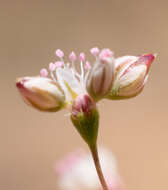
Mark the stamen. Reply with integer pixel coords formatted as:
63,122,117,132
49,62,56,72
56,49,64,58
80,61,84,80
85,61,91,70
55,61,64,68
79,52,85,62
90,47,100,56
69,51,76,62
84,70,90,84
48,62,57,81
99,48,114,60
40,68,48,77
50,72,56,82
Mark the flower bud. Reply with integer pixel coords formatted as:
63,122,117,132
71,94,99,147
86,55,114,101
108,54,155,99
16,77,65,112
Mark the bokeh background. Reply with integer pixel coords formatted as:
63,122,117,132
1,0,168,190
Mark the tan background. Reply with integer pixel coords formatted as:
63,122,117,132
0,0,168,190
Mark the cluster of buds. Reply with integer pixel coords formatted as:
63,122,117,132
16,47,155,146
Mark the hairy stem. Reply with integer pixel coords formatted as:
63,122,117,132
90,144,109,190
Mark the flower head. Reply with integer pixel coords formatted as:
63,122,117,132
16,48,155,145
16,48,116,111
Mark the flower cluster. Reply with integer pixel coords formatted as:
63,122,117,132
16,47,155,190
16,47,155,113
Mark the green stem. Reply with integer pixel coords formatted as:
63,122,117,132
90,144,109,190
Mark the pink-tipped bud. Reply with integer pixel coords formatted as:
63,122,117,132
40,68,48,77
86,56,114,101
99,48,114,60
79,52,85,62
71,94,99,146
55,49,64,58
108,54,155,99
137,54,155,73
85,61,91,70
71,94,96,118
55,61,64,68
69,51,76,62
49,62,56,71
90,47,100,56
16,77,65,112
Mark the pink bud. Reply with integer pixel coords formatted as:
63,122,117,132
85,61,91,70
40,68,48,77
99,48,114,60
55,49,64,58
90,47,100,56
55,61,64,67
69,51,76,62
79,52,85,62
49,62,56,71
71,94,98,146
71,94,96,117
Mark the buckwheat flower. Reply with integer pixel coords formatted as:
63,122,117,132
55,147,123,190
16,47,156,190
107,54,155,99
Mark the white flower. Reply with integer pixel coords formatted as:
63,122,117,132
55,147,123,190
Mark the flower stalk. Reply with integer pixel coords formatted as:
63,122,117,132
90,144,109,190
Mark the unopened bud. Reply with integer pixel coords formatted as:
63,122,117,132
108,54,155,99
71,94,99,147
16,77,65,112
86,55,114,101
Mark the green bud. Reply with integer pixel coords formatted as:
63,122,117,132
70,94,99,147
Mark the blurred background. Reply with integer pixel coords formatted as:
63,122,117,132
0,0,168,190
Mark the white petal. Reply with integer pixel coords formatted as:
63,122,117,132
115,56,138,81
115,56,138,69
25,77,63,97
56,68,82,102
118,65,147,88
